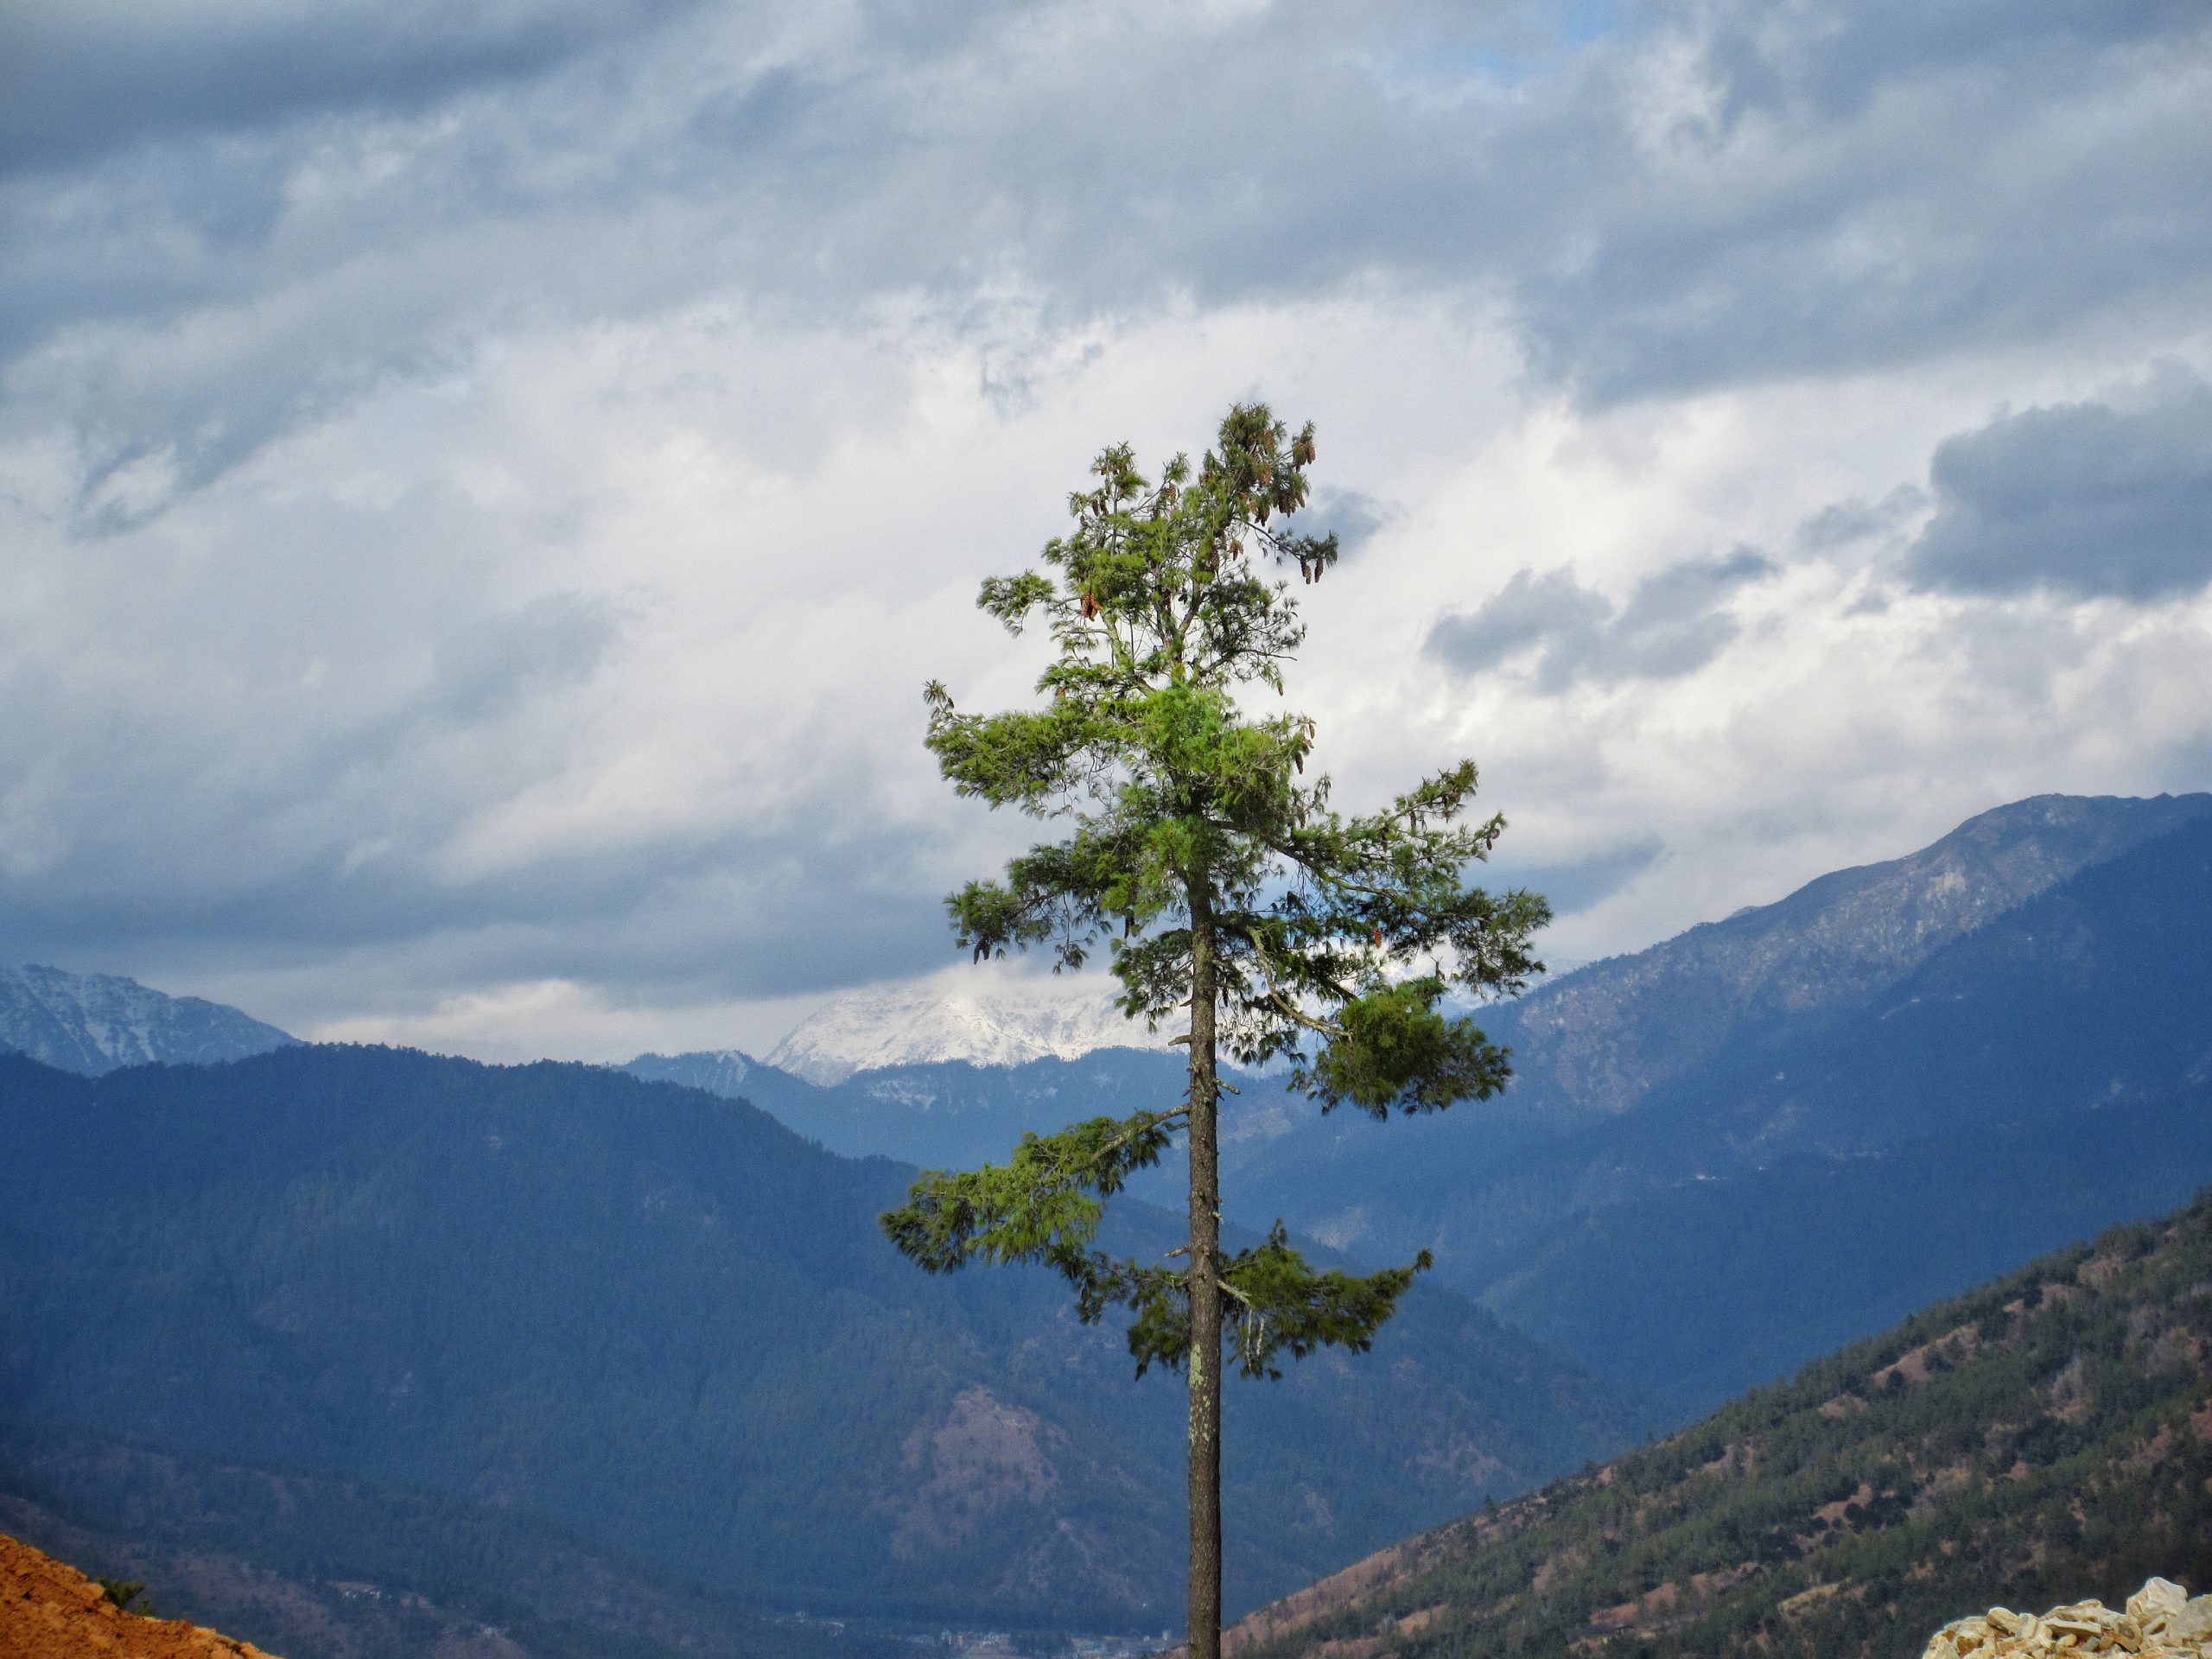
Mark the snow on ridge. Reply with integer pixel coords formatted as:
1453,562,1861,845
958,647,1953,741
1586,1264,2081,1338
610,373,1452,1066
620,1049,755,1096
766,977,1173,1085
0,963,294,1076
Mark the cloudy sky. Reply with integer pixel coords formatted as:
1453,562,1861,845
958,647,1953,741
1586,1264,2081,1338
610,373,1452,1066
3,0,2209,1059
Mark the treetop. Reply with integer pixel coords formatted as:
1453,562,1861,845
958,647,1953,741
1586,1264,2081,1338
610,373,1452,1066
922,401,1548,1105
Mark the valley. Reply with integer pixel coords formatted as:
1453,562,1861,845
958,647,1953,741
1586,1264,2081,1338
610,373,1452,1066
0,1044,1633,1637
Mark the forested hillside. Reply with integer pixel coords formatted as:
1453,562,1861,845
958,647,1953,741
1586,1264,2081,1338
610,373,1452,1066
1226,1192,2212,1659
1114,793,2212,1415
0,1044,1634,1629
1223,796,2212,1323
0,1419,854,1659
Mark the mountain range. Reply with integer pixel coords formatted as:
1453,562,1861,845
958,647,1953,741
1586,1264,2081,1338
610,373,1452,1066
22,789,2202,1426
622,791,2212,1419
622,1044,1198,1174
10,787,2212,1649
1478,790,2212,1127
0,1042,1633,1633
1255,791,2212,1413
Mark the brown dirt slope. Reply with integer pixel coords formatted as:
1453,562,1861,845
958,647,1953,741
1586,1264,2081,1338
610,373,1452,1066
1,1531,282,1659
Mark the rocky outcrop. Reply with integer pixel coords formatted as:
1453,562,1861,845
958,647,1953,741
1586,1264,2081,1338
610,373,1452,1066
1923,1579,2212,1658
0,1531,283,1658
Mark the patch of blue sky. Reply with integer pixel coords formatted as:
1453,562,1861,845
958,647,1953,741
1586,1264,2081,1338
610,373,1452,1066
1368,0,1630,101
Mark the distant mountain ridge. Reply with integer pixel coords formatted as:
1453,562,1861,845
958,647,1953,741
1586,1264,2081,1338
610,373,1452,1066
622,1047,758,1097
712,791,2211,1121
0,963,293,1075
619,1046,1205,1171
1484,791,2212,1125
1225,791,2212,1412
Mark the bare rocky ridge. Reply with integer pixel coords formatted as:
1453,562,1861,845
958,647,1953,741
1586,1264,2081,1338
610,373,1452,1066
1923,1579,2212,1658
0,1531,283,1659
1493,791,2212,1122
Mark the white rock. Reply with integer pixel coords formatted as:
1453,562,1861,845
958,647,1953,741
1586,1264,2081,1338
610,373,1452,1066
2129,1581,2189,1621
2165,1597,2212,1644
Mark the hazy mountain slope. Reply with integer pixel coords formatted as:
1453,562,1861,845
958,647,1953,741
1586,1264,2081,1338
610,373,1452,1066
0,964,292,1075
622,1046,1200,1172
0,1421,849,1659
1489,791,2212,1124
1228,1193,2212,1659
1671,809,2212,1160
1217,795,2212,1286
0,1045,1635,1629
1470,813,2212,1410
607,794,2212,1437
622,1046,761,1100
1484,1077,2212,1415
718,794,2212,1287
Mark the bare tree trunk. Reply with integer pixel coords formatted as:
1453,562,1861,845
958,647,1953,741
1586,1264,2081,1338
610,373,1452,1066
1185,880,1223,1659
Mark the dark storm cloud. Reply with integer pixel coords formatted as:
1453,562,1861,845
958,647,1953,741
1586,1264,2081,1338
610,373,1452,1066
1484,0,2212,398
0,1,694,176
7,0,2209,498
1694,0,2205,123
1483,839,1663,918
1906,375,2212,601
1426,569,1612,677
0,810,953,1003
1427,550,1776,690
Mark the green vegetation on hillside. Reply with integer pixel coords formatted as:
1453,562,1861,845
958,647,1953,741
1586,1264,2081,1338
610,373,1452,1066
1236,1192,2212,1659
0,1419,868,1659
0,1043,1632,1629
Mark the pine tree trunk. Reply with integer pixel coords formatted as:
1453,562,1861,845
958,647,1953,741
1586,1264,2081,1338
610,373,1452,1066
1185,880,1223,1659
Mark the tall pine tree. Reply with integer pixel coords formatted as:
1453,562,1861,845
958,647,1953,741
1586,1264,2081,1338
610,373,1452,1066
881,403,1549,1658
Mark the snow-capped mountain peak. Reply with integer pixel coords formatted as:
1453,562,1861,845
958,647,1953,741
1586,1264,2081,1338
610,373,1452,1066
765,976,1173,1085
621,1048,756,1096
0,963,295,1076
